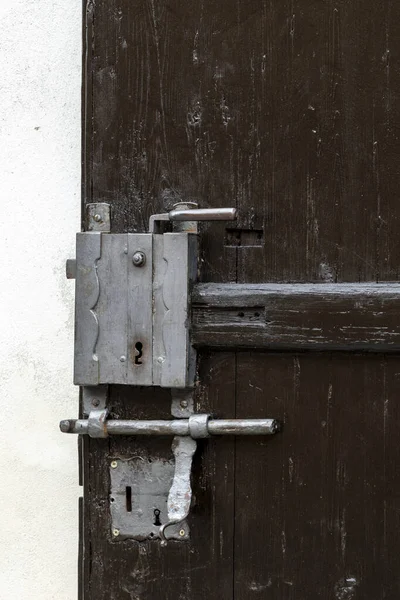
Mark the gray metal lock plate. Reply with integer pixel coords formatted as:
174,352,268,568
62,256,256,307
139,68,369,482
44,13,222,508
109,458,189,541
73,232,197,388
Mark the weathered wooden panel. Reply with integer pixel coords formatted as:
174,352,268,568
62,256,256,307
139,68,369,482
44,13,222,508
234,353,400,598
81,0,400,597
192,283,400,351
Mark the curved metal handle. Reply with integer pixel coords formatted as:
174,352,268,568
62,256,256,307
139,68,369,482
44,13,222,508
159,436,197,546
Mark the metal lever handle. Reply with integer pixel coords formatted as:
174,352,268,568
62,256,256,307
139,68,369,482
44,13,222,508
60,413,280,438
168,207,237,222
149,204,237,232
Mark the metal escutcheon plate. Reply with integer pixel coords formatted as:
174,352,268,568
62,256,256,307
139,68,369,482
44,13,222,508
109,457,189,542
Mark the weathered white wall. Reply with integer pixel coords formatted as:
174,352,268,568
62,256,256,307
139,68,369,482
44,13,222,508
0,1,81,598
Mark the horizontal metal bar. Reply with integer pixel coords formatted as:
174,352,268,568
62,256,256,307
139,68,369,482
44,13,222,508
168,208,237,222
208,419,279,435
60,417,279,437
61,419,189,436
192,282,400,352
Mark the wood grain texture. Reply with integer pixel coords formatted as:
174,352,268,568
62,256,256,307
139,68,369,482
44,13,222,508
192,283,400,351
234,353,400,598
81,0,400,597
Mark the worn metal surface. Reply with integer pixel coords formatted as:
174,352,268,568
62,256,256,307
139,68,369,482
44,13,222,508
73,231,196,387
74,233,153,385
160,436,197,543
109,457,187,541
82,385,108,415
169,207,237,222
188,414,210,439
170,389,195,418
208,419,280,436
65,259,77,280
192,283,400,351
148,205,236,233
74,232,102,385
152,232,197,388
61,415,279,437
87,409,108,438
86,203,110,232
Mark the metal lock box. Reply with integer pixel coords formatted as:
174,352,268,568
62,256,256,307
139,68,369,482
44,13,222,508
73,230,197,388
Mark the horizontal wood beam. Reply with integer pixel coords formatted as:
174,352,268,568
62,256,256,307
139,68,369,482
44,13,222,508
191,283,400,352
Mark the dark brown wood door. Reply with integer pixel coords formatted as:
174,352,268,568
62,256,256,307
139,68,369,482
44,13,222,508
80,0,400,598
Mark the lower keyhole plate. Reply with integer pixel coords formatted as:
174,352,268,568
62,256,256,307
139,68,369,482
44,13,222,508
109,457,189,541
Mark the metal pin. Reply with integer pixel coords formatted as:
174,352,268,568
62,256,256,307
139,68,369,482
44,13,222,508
60,420,71,433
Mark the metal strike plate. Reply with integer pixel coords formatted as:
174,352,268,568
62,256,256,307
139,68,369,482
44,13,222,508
73,232,197,388
110,458,189,541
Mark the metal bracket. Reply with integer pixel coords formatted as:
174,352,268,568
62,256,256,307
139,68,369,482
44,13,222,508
86,202,111,232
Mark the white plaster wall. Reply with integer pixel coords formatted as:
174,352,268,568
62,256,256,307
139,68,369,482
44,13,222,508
0,1,81,598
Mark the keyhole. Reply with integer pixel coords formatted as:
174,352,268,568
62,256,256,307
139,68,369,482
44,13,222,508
126,486,132,512
153,509,161,526
134,341,143,365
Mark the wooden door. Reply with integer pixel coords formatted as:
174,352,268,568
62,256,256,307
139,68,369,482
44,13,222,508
79,0,400,598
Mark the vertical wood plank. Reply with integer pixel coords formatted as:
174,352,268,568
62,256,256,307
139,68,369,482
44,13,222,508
234,353,400,598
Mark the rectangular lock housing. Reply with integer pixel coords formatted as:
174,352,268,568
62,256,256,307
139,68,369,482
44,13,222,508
73,231,197,388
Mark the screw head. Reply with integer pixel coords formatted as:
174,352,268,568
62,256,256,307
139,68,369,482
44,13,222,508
111,460,118,469
180,400,188,409
93,213,102,223
132,251,146,267
120,355,126,363
179,529,186,537
112,529,120,537
92,398,100,407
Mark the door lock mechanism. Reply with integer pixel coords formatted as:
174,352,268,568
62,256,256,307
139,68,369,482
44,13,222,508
61,203,281,542
61,408,279,543
68,202,236,389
